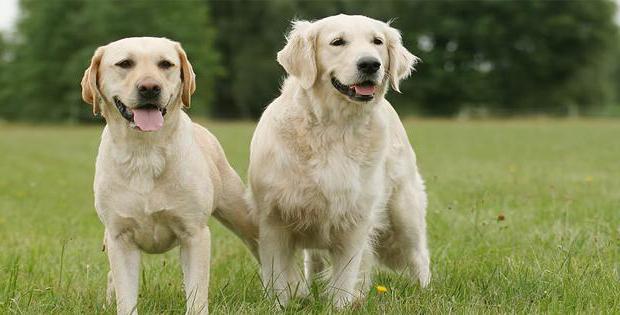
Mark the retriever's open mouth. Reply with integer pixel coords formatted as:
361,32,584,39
113,96,167,132
331,77,377,102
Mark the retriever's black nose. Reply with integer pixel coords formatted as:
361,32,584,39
357,57,381,74
137,79,161,99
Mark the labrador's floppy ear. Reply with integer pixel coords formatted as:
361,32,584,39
385,23,420,93
175,43,196,108
277,20,317,89
81,46,105,115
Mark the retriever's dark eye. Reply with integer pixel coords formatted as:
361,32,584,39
330,38,346,46
115,59,134,69
373,37,383,45
158,60,174,69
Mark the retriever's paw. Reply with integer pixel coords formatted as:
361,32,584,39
332,294,354,310
327,287,363,309
412,249,431,288
293,282,310,299
417,268,431,288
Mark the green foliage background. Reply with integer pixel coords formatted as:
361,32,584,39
0,0,618,121
0,0,216,121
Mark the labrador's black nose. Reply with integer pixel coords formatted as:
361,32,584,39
137,78,161,99
357,57,381,75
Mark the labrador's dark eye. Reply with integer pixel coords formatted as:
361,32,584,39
115,59,134,69
330,38,346,46
158,60,174,69
373,37,383,45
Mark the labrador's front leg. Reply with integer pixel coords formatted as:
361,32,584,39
105,230,141,315
180,226,211,315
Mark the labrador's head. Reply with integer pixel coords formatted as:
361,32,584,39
278,15,419,104
81,37,195,132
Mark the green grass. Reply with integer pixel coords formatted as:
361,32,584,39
1,119,619,314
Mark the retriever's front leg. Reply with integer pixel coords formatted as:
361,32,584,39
328,230,369,309
259,220,299,307
105,230,141,315
180,226,211,315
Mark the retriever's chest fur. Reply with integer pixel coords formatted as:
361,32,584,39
268,113,388,247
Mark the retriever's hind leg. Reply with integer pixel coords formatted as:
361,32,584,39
304,250,325,282
304,249,374,295
105,270,115,308
383,176,431,287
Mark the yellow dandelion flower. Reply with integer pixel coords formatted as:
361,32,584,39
584,176,593,183
376,285,388,294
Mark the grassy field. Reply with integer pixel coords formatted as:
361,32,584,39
1,119,619,314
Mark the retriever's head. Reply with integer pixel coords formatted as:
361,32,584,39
81,37,195,132
277,14,418,104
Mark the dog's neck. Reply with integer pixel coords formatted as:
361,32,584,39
287,77,385,126
101,102,190,192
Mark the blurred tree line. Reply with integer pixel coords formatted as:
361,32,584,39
0,0,618,122
0,0,216,121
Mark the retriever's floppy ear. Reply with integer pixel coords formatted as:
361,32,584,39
277,20,317,89
385,24,419,93
175,42,196,108
81,46,105,115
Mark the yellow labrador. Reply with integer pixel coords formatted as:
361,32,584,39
81,37,258,315
247,15,430,307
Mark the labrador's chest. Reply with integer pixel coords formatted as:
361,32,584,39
94,142,214,253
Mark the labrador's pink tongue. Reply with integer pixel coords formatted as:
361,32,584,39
353,85,375,96
132,108,163,131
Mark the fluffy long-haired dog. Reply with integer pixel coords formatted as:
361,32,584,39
247,15,430,307
81,37,258,314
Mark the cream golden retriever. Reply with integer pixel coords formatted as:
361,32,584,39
247,15,430,307
81,37,258,315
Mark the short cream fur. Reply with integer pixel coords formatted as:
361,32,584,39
81,37,258,315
